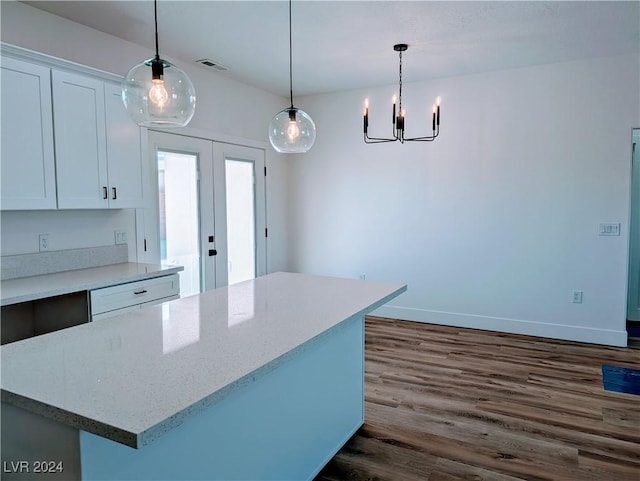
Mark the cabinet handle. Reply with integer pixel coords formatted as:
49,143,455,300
133,289,148,295
112,187,117,200
103,186,108,199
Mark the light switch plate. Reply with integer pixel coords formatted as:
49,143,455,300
599,223,620,236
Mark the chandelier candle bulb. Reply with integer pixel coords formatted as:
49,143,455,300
432,105,436,131
363,99,369,133
392,95,397,124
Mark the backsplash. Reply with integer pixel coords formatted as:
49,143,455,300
1,245,128,280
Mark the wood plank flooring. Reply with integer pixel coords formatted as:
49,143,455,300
315,316,640,481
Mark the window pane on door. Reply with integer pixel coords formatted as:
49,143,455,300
158,150,201,296
225,159,256,285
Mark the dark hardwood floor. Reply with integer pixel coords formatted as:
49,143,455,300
315,316,640,481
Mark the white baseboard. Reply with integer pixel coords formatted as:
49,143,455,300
372,305,628,347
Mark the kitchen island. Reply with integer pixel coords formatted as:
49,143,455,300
1,272,406,481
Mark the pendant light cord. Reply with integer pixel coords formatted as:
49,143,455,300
288,0,294,109
154,0,160,59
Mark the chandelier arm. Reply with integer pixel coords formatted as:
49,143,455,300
364,131,399,143
403,131,440,142
364,136,398,144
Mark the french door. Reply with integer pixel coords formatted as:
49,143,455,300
145,131,266,295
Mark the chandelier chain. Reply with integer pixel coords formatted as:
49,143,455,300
398,50,403,114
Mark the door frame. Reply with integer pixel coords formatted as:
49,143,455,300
627,128,640,321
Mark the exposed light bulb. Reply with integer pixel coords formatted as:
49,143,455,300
149,79,169,109
286,120,300,141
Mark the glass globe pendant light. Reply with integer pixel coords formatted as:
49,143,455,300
122,0,196,127
269,0,316,153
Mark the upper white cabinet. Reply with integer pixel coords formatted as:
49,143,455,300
104,83,144,208
53,72,144,209
0,50,144,211
0,57,57,210
53,70,109,209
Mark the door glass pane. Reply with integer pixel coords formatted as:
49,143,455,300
158,150,201,296
225,159,256,285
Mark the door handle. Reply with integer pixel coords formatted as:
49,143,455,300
208,249,217,256
103,186,108,199
112,187,117,200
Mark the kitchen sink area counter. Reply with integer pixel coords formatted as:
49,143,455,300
1,272,407,481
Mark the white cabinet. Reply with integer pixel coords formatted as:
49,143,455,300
90,274,180,321
0,57,57,210
53,70,109,209
0,53,145,211
104,83,144,208
53,72,144,209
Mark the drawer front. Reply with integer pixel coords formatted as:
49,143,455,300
91,293,180,322
90,274,179,315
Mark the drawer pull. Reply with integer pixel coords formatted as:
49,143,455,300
133,289,148,295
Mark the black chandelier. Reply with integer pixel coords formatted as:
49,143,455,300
363,44,440,144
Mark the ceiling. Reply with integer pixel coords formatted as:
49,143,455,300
23,1,640,98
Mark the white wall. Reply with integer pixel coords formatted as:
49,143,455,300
289,53,640,346
0,2,291,273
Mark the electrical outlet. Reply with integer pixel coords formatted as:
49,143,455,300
359,274,366,280
114,229,128,245
572,290,583,304
39,234,50,252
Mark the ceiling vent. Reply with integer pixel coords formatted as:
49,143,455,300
196,59,229,71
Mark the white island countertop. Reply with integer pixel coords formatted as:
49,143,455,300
0,262,184,306
1,272,406,449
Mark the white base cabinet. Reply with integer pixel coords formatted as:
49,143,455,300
90,274,180,321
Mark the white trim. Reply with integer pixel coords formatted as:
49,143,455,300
372,305,629,347
148,126,269,151
1,42,122,83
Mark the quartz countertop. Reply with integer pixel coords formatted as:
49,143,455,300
0,262,184,306
0,272,406,448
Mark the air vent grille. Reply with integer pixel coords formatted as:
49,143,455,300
196,59,229,71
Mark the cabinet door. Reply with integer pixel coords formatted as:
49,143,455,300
52,70,109,209
104,83,144,208
0,57,56,210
